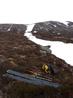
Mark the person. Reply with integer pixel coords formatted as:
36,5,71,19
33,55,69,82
42,64,59,74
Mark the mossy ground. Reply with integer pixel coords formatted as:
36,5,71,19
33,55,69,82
0,31,73,98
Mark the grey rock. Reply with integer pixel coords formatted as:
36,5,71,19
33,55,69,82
32,21,73,40
40,46,52,54
32,21,68,34
40,50,47,56
0,24,27,33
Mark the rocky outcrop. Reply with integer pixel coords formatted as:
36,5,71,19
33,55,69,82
0,24,26,33
32,21,73,43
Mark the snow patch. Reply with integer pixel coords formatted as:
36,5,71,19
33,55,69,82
59,21,69,26
24,32,73,66
33,31,37,33
24,32,51,46
53,25,57,27
24,23,73,66
26,24,35,33
7,24,13,31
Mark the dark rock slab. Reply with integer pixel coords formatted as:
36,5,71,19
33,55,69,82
32,21,73,43
4,70,61,88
